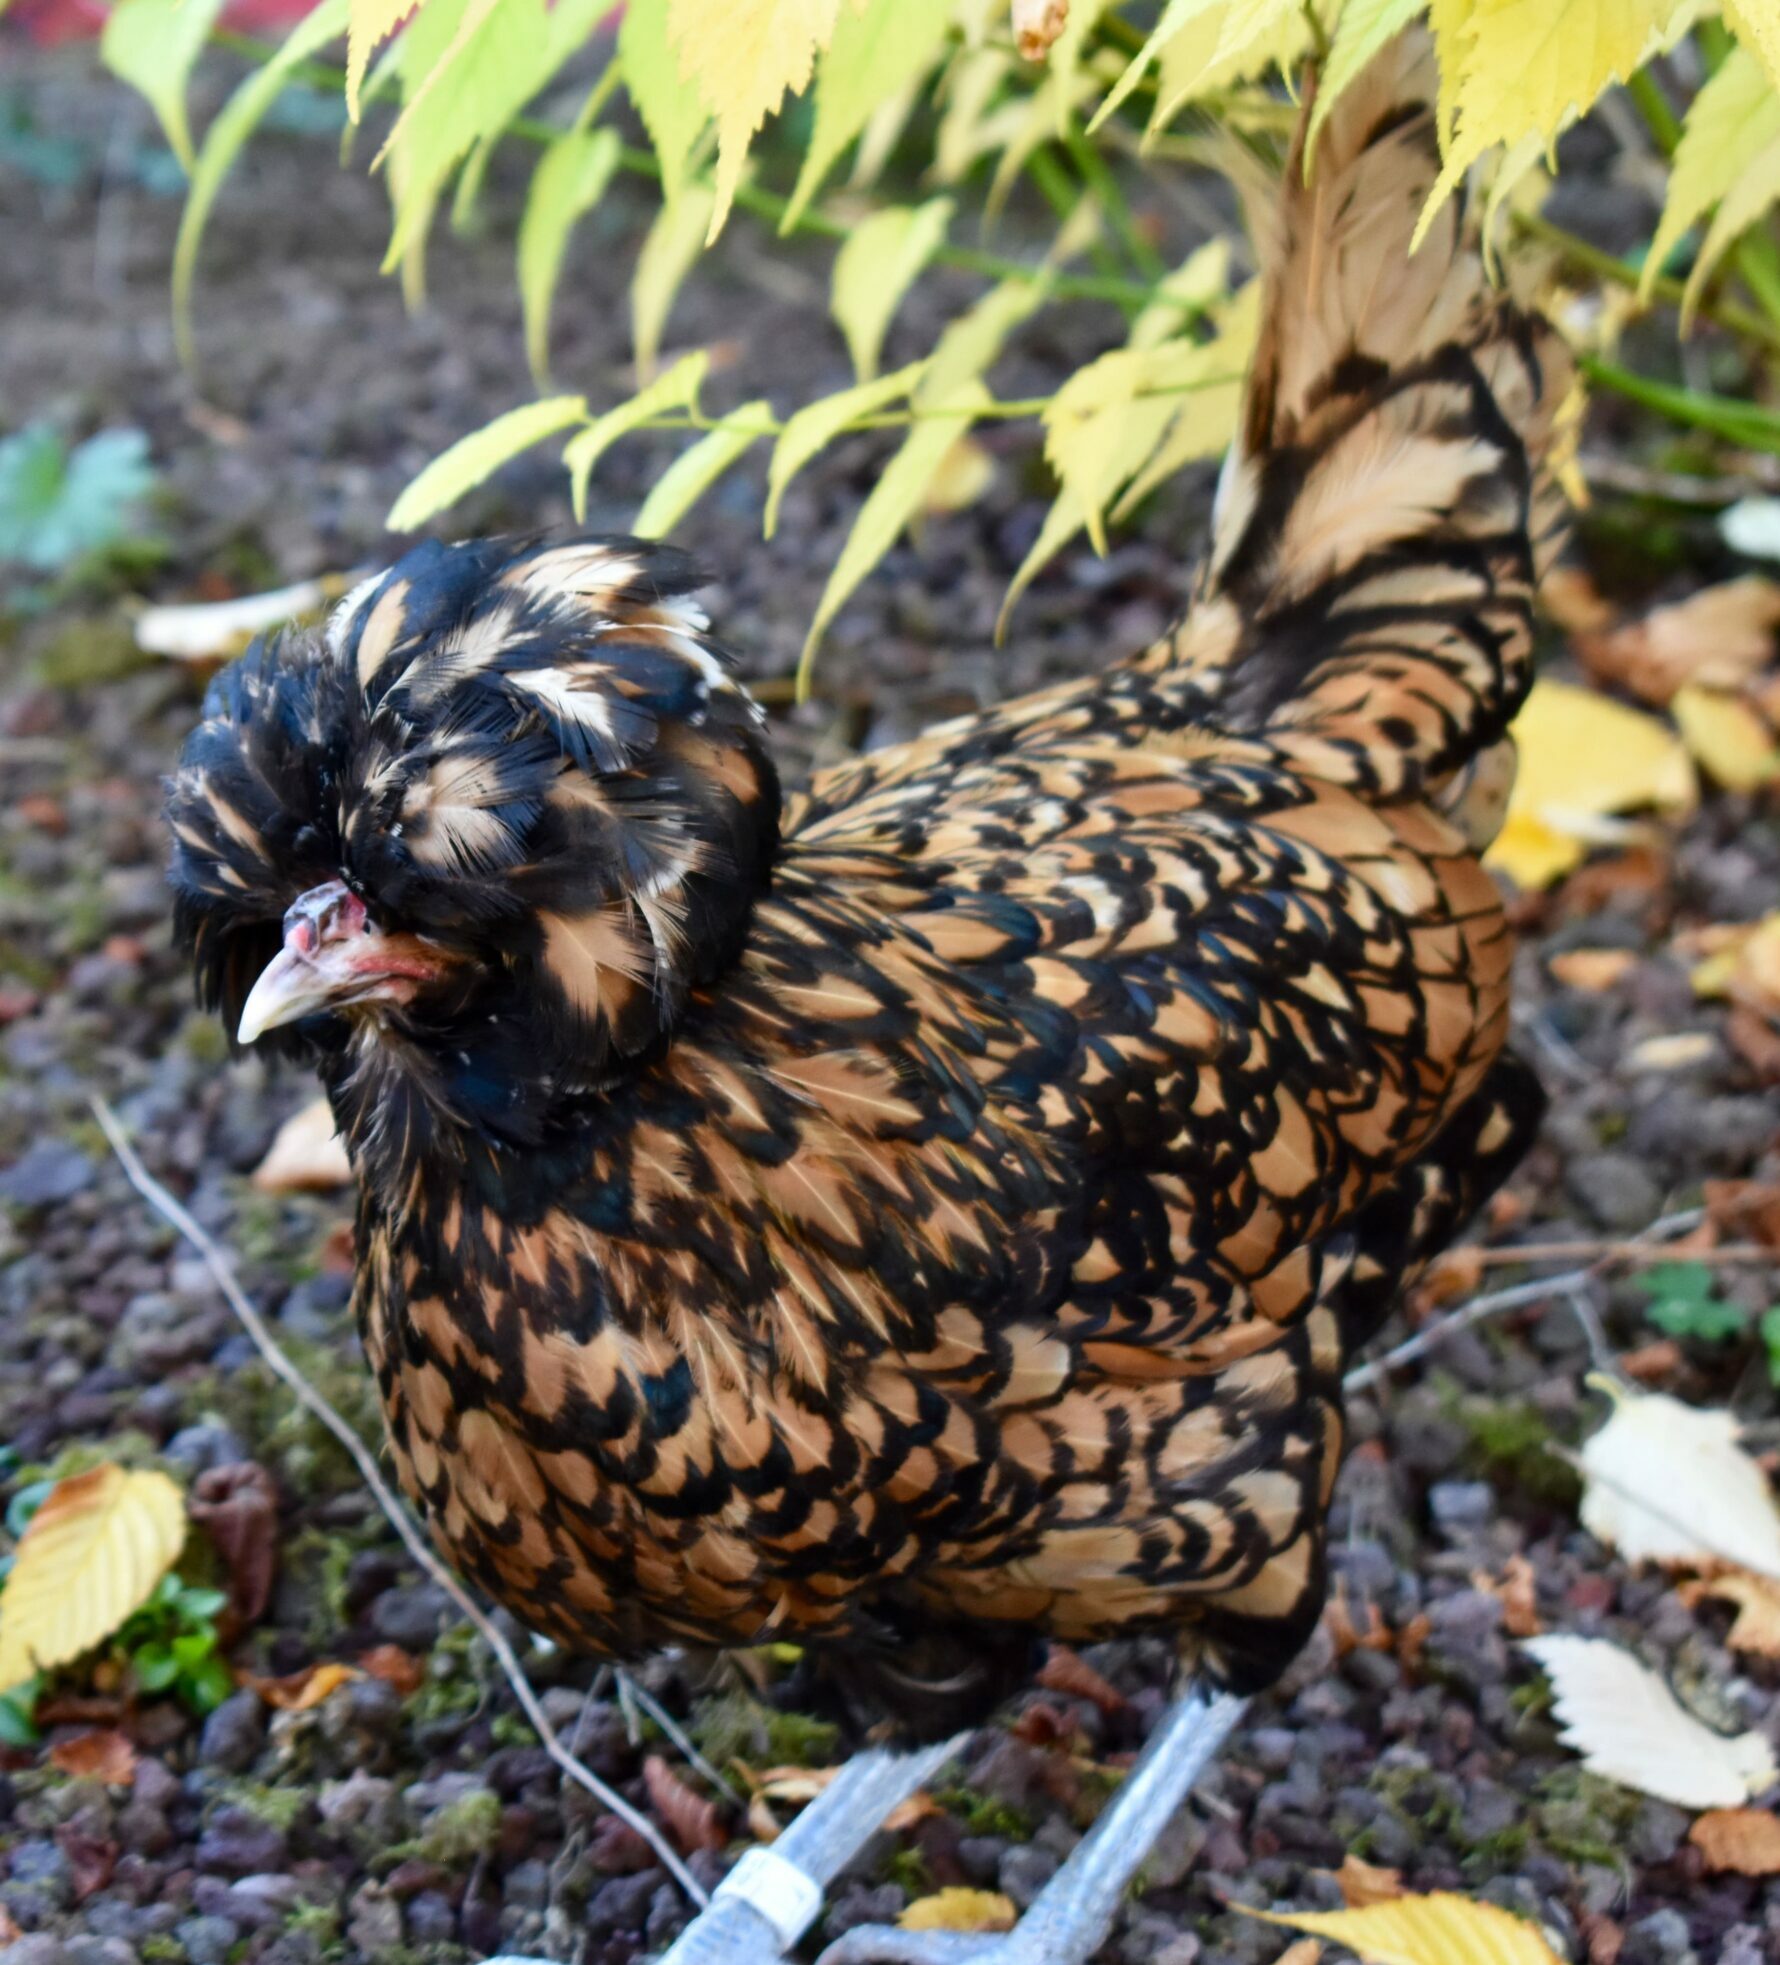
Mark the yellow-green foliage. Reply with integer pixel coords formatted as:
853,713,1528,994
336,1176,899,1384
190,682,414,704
106,1,1780,683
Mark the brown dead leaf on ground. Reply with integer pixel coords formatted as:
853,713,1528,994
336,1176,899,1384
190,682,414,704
1728,1005,1780,1081
48,1727,137,1786
1688,1807,1780,1874
1680,1571,1780,1657
1619,1338,1684,1383
1038,1646,1127,1713
0,1905,21,1946
245,1661,361,1712
1473,1555,1542,1637
1579,1911,1625,1965
1323,1582,1390,1658
358,1644,424,1696
1395,1612,1432,1675
643,1753,728,1852
1331,1853,1404,1907
1576,576,1780,706
1704,1179,1780,1252
188,1461,279,1628
1548,948,1637,991
1409,1245,1486,1316
253,1098,352,1192
58,1826,117,1902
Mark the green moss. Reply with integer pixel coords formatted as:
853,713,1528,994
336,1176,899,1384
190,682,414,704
1443,1384,1582,1508
877,1847,931,1897
934,1786,1034,1842
490,1710,539,1748
417,1788,502,1862
1533,1769,1643,1868
141,1939,185,1964
213,1336,381,1494
688,1691,838,1770
33,613,144,686
1461,1821,1531,1874
218,1779,309,1832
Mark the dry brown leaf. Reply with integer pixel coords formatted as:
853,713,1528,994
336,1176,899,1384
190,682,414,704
358,1644,424,1696
1619,1339,1683,1384
48,1728,138,1786
188,1462,279,1628
1576,576,1780,706
1473,1556,1543,1638
1012,0,1069,60
1688,1807,1780,1875
246,1661,361,1712
643,1753,728,1853
1395,1612,1432,1675
900,1888,1018,1933
1410,1245,1486,1315
1681,1571,1780,1658
1332,1853,1404,1907
1548,948,1637,990
1728,1005,1780,1081
1324,1583,1391,1658
1540,566,1615,635
1704,1179,1780,1252
1037,1646,1127,1713
252,1098,352,1192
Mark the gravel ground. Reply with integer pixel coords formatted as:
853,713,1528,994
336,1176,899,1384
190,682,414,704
3,40,1779,1965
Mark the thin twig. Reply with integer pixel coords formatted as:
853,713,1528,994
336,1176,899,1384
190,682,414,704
90,1096,709,1909
1469,1237,1767,1269
616,1670,744,1806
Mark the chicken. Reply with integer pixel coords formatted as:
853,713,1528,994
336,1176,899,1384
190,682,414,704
167,33,1567,1963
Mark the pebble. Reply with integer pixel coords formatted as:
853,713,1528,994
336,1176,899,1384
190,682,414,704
0,1941,73,1965
197,1691,266,1773
0,1142,94,1208
63,1942,136,1965
172,1918,237,1965
347,1882,403,1953
998,1842,1059,1910
369,1583,454,1649
1429,1479,1495,1530
1624,1908,1698,1965
1566,1151,1663,1230
194,1805,288,1875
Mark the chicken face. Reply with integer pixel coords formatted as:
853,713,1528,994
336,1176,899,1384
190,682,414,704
167,536,781,1155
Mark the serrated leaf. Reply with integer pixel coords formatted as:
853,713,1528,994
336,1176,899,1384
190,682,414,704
665,0,846,242
389,393,588,531
1579,1382,1780,1577
923,277,1048,400
0,426,156,573
765,362,927,537
519,127,622,381
1251,1889,1564,1965
1148,0,1314,130
563,350,710,522
174,0,353,360
785,0,954,229
347,0,422,119
1645,49,1780,319
633,184,718,381
1310,0,1430,153
832,197,954,383
620,0,709,208
100,0,230,172
899,1889,1017,1934
635,400,773,537
1727,1,1780,96
0,1466,187,1695
799,380,992,693
1523,1634,1778,1809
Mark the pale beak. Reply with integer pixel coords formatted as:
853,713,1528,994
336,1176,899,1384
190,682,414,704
237,880,449,1044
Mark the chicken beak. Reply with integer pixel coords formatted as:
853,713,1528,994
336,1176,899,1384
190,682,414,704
237,880,449,1044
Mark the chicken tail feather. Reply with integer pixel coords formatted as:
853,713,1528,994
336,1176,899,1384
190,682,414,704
1145,31,1572,808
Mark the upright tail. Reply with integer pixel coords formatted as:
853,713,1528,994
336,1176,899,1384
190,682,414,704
1142,32,1573,814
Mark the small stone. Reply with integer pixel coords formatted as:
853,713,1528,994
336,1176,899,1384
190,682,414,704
0,1142,95,1209
502,1860,551,1912
403,1892,457,1944
197,1692,265,1773
172,1918,237,1965
998,1842,1059,1910
162,1423,250,1476
195,1804,288,1875
347,1883,403,1953
1566,1152,1663,1232
1429,1480,1494,1530
1623,1907,1696,1965
317,1771,396,1829
63,1940,137,1965
0,1940,74,1965
224,1876,306,1930
369,1584,453,1649
822,1882,907,1940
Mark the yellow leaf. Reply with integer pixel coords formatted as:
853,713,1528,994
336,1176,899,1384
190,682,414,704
347,0,423,120
922,435,998,515
1524,1633,1779,1808
798,380,993,694
563,351,710,523
899,1889,1018,1934
1149,0,1313,130
666,0,847,242
388,394,588,532
1250,1890,1566,1965
632,185,718,382
100,0,230,172
620,0,710,208
253,1098,352,1193
1672,685,1780,792
1644,49,1780,319
247,1661,364,1711
1726,0,1780,96
1484,679,1696,890
832,197,955,383
634,400,773,538
0,1467,187,1694
1421,0,1697,241
922,279,1049,401
1689,130,1780,331
1309,0,1430,154
765,363,927,537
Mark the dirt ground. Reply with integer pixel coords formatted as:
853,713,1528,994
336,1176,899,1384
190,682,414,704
2,39,1778,1965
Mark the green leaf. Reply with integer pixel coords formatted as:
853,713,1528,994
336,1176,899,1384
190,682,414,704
635,400,773,538
1637,1262,1752,1343
519,126,623,381
620,0,708,207
765,361,927,537
832,197,954,383
632,183,718,381
347,0,423,119
1761,1306,1780,1387
185,1655,235,1714
798,379,993,695
783,0,954,230
175,1587,230,1626
0,1678,42,1750
562,350,711,522
132,1643,180,1692
174,0,353,362
101,0,231,172
389,394,588,531
922,277,1048,401
0,426,156,573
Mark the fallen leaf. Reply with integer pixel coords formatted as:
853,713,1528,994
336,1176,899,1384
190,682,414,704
134,576,334,662
1704,1179,1780,1252
1037,1645,1127,1713
1411,1245,1487,1314
1273,1945,1323,1965
1487,680,1695,891
899,1888,1018,1934
1579,1382,1780,1578
48,1728,137,1786
1728,1004,1780,1081
0,1906,20,1946
1692,913,1780,1017
643,1752,727,1853
1332,1853,1404,1907
1576,576,1780,706
0,1466,187,1695
1548,948,1636,990
1681,1570,1780,1658
1578,1910,1624,1965
57,1825,117,1902
1671,685,1780,792
1012,0,1068,60
358,1644,424,1697
1688,1806,1780,1874
1623,1032,1718,1072
1540,565,1615,635
188,1461,279,1628
1618,1338,1683,1383
246,1661,361,1712
1324,1582,1391,1658
1522,1634,1778,1809
1250,1889,1564,1964
1473,1555,1543,1638
252,1098,352,1192
1395,1612,1431,1675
